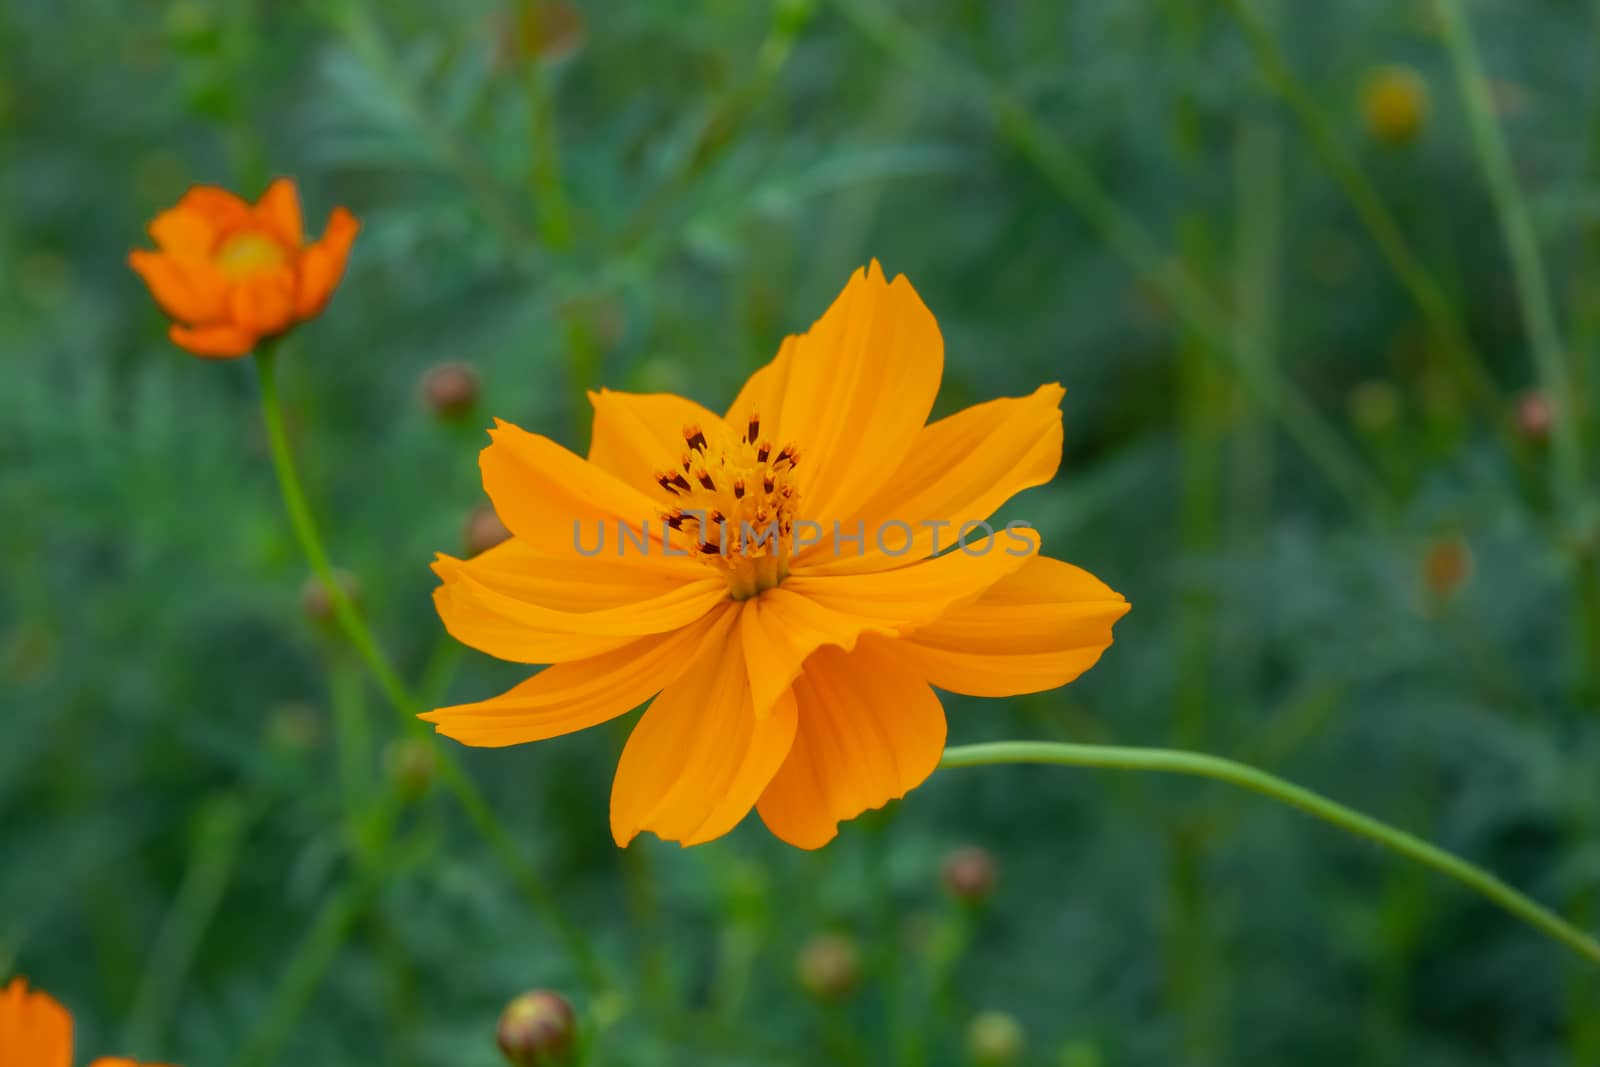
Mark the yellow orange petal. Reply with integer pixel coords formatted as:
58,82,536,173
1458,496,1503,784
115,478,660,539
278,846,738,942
726,261,943,525
804,384,1065,575
757,636,946,849
478,420,699,572
586,389,726,493
128,250,226,325
432,541,727,663
255,177,304,248
227,269,296,336
421,606,730,746
167,322,257,359
897,555,1129,696
737,587,894,721
176,186,253,229
293,207,359,319
737,529,1039,718
148,207,215,258
0,978,73,1067
611,605,797,846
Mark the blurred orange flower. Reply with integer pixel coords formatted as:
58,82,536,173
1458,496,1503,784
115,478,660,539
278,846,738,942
129,179,358,359
0,978,173,1067
424,262,1130,849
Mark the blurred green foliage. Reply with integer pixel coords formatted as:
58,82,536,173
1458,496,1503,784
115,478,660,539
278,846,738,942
4,0,1600,1065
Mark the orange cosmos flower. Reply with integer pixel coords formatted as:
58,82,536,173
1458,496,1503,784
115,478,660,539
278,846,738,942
424,261,1130,849
129,179,359,359
0,978,173,1067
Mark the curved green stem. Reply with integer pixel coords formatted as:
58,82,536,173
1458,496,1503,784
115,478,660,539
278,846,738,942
939,741,1600,967
253,344,607,991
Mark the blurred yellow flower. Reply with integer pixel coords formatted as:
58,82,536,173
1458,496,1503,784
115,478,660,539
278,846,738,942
129,179,358,359
0,978,173,1067
425,262,1129,848
1361,65,1429,144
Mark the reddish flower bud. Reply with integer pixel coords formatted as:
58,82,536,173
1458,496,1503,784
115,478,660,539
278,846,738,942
421,362,481,421
497,990,578,1066
1515,390,1554,444
1422,535,1473,602
941,845,998,904
796,932,861,1001
300,569,361,625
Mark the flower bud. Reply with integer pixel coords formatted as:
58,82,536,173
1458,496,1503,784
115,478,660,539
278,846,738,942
965,1011,1025,1066
421,362,481,421
1349,380,1400,434
300,569,361,625
795,932,861,1001
494,1,586,68
1515,389,1554,444
466,504,514,557
941,845,998,905
266,701,322,753
385,737,439,799
1361,65,1429,145
497,990,578,1066
1422,535,1473,602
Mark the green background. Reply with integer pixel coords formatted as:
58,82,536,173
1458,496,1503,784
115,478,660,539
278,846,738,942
4,0,1599,1064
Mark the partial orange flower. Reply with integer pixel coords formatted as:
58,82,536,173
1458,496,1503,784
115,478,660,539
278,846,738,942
424,262,1130,849
0,978,173,1067
129,179,358,359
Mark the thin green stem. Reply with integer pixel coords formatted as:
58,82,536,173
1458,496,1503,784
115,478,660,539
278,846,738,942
1221,0,1519,459
253,345,607,992
1436,0,1585,511
123,794,256,1055
938,741,1600,967
228,796,406,1067
517,0,572,248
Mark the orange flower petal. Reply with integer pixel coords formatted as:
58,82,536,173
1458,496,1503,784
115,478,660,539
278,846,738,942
737,529,1039,718
293,206,359,319
478,420,699,572
432,541,727,663
226,269,296,336
726,261,943,527
804,384,1065,575
128,250,227,325
757,636,946,849
586,389,727,493
611,604,797,846
0,978,74,1067
176,185,253,228
421,607,730,746
896,556,1129,696
148,207,216,258
254,177,304,248
167,322,258,359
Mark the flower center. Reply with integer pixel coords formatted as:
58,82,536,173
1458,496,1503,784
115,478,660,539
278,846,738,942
215,231,289,278
654,413,800,600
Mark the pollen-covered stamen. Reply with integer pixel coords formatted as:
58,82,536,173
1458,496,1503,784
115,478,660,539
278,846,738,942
645,412,802,600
